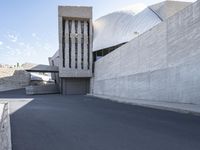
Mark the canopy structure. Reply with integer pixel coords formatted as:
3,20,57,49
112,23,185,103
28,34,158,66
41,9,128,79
22,63,59,73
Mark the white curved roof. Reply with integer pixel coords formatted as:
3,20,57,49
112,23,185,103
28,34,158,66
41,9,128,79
93,6,162,51
31,73,51,81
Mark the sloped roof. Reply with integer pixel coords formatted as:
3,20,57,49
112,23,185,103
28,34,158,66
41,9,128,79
93,6,161,51
150,0,191,21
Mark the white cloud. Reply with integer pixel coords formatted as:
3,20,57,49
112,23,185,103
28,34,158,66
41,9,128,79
7,50,15,56
8,33,18,42
1,31,54,64
32,33,37,37
6,46,11,49
15,49,22,55
19,42,25,46
32,33,40,41
44,43,51,50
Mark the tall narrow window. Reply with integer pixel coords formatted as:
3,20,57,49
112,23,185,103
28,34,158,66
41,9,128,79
75,20,78,33
68,20,72,68
87,21,90,70
81,21,84,69
75,20,78,69
62,18,65,67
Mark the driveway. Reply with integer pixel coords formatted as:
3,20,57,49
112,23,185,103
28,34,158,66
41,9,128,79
1,89,200,150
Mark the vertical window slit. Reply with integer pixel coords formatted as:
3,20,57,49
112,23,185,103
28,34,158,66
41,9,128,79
87,21,90,70
75,20,78,69
68,20,72,68
62,18,65,67
81,21,84,69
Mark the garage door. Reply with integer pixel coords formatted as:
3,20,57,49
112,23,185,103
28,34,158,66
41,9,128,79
62,78,90,95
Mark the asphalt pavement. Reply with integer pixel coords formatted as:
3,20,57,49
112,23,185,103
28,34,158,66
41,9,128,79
1,89,200,150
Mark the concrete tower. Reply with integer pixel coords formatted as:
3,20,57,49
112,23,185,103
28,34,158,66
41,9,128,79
58,6,93,95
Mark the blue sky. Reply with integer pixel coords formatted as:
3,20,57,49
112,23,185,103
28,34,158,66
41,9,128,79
0,0,195,65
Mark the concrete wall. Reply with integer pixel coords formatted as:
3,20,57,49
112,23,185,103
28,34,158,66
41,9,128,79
0,68,30,92
0,103,12,150
26,84,59,95
58,6,93,78
92,0,200,105
49,53,60,84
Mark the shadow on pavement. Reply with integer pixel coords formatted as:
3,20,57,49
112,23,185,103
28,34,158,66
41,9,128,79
1,89,200,150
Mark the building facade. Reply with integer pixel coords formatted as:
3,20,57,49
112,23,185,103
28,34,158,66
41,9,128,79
58,6,93,94
49,0,200,105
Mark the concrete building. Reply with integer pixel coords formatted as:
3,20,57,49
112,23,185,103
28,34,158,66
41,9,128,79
57,6,93,94
49,0,200,105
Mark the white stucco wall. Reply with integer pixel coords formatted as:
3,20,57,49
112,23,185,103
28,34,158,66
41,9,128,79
92,0,200,105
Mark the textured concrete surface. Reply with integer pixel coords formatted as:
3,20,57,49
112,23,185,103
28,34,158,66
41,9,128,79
1,89,200,150
0,68,30,92
0,104,3,120
58,6,93,78
92,0,200,104
25,84,59,95
48,51,60,83
0,103,12,150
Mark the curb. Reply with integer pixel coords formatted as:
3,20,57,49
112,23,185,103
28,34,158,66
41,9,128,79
88,94,200,116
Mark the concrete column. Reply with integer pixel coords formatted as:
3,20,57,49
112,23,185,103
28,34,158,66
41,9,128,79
89,20,93,70
65,20,69,68
71,20,75,69
83,21,88,70
58,17,63,68
77,21,82,70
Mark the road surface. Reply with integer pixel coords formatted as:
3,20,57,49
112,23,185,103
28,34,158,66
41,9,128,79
0,89,200,150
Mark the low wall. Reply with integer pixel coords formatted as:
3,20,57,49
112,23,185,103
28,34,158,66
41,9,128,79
0,68,30,92
26,84,59,95
0,103,12,150
92,1,200,105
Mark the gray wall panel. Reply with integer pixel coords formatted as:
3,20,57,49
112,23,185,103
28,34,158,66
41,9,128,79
92,1,200,104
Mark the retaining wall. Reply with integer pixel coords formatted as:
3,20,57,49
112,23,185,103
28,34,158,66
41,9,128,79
0,103,12,150
0,68,30,92
26,84,59,95
92,1,200,104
